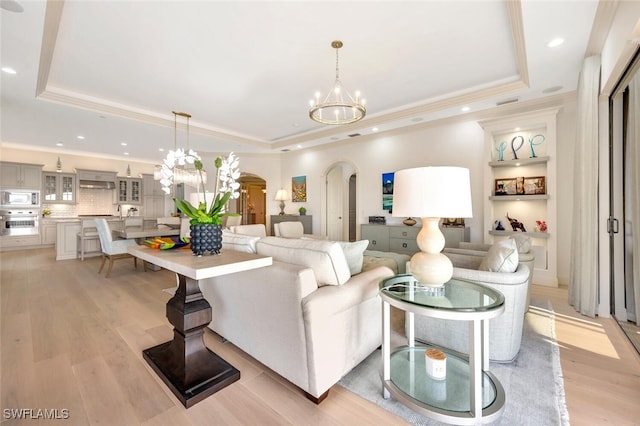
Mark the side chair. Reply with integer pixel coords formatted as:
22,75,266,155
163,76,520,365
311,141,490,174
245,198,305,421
94,218,145,278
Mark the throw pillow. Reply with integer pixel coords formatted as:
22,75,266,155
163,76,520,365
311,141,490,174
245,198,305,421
338,240,369,275
256,237,351,286
510,234,531,254
222,230,260,253
479,238,519,273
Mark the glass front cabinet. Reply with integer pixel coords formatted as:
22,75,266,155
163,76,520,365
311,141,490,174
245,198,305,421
43,172,76,204
117,178,142,204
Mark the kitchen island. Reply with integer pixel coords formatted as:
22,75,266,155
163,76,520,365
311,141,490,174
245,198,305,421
55,217,124,260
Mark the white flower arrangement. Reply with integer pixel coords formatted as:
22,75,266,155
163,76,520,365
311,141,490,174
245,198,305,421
163,151,241,225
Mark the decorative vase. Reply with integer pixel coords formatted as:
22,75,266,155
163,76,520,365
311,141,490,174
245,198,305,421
190,224,223,256
403,217,417,226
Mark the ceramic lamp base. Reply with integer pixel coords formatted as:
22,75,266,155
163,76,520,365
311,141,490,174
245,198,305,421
410,217,453,287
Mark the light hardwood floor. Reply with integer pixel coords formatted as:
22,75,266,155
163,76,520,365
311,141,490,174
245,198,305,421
1,248,639,425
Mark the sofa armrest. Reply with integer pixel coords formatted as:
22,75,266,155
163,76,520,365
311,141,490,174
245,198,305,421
302,266,394,318
443,247,486,257
452,264,530,286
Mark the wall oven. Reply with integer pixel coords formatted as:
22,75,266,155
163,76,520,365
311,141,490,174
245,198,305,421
0,189,40,208
0,209,40,236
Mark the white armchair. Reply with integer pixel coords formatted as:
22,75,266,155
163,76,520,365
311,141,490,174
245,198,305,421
409,245,530,362
94,218,144,278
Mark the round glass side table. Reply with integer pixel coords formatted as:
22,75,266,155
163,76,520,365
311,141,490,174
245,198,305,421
380,274,506,425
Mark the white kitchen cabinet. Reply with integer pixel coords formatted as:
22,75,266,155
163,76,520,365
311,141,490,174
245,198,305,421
0,235,41,250
480,107,558,287
43,172,76,204
116,178,142,204
0,162,43,189
142,174,166,218
41,221,57,245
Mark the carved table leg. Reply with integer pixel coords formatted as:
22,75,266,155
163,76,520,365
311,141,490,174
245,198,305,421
143,273,240,408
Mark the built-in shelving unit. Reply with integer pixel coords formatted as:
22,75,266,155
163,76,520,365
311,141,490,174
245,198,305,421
479,108,559,287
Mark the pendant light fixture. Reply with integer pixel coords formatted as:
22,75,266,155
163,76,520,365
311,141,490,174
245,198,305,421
56,157,62,173
309,41,366,125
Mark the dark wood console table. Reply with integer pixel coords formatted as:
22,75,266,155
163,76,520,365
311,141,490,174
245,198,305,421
128,246,272,408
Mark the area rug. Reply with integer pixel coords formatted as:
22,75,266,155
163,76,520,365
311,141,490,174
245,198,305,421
338,298,569,425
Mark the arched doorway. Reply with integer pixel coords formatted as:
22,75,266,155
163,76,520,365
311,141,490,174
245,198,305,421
235,174,267,226
324,161,357,241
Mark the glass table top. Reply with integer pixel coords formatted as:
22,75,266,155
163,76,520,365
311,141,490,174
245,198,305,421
379,274,504,312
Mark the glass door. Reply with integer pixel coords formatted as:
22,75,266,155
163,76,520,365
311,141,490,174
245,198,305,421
610,49,640,355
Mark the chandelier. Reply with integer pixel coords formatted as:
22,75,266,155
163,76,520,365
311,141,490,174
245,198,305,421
154,111,206,193
309,40,366,125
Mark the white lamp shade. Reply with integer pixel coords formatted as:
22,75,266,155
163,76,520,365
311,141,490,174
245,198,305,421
392,167,473,219
275,189,289,201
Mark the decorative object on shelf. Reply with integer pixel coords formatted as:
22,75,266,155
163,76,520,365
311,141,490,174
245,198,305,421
510,135,525,159
495,140,507,161
507,213,527,232
442,217,465,227
292,176,307,202
402,217,417,226
494,219,505,231
536,220,548,232
368,215,386,224
516,176,524,194
523,176,546,194
298,206,307,216
171,152,240,256
56,157,62,173
275,189,288,215
382,172,394,211
157,111,207,192
42,209,51,217
393,166,473,287
528,134,546,158
494,177,517,195
425,348,447,380
309,40,366,125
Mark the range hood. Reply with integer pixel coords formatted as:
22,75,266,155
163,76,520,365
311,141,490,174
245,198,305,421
78,180,116,190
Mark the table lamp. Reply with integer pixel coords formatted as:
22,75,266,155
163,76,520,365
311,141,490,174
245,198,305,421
275,189,288,215
392,167,472,287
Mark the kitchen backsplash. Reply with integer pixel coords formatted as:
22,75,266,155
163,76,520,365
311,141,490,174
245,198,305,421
45,189,142,217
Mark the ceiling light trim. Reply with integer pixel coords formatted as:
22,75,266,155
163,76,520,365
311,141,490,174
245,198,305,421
506,0,529,87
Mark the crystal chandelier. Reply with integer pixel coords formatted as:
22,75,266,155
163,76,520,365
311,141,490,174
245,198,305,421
309,41,366,125
155,111,206,193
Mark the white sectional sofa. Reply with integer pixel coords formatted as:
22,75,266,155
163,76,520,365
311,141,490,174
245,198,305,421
197,235,395,402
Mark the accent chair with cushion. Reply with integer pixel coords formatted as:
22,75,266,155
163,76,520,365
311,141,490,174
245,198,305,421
444,235,535,309
94,218,144,278
273,221,328,240
410,238,531,362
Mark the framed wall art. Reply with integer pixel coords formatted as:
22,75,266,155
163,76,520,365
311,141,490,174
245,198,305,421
382,172,394,211
494,178,517,195
292,176,307,202
523,176,546,195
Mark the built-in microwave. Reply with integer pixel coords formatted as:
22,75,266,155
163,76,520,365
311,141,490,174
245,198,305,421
0,190,40,207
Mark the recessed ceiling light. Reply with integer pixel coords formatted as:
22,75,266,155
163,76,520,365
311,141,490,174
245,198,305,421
123,152,129,156
372,127,379,132
297,144,302,148
56,142,63,147
1,67,16,74
159,148,165,152
461,106,470,112
514,127,521,131
76,135,85,140
547,38,564,48
121,142,127,146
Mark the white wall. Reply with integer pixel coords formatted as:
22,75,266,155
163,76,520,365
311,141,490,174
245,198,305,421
0,97,578,284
